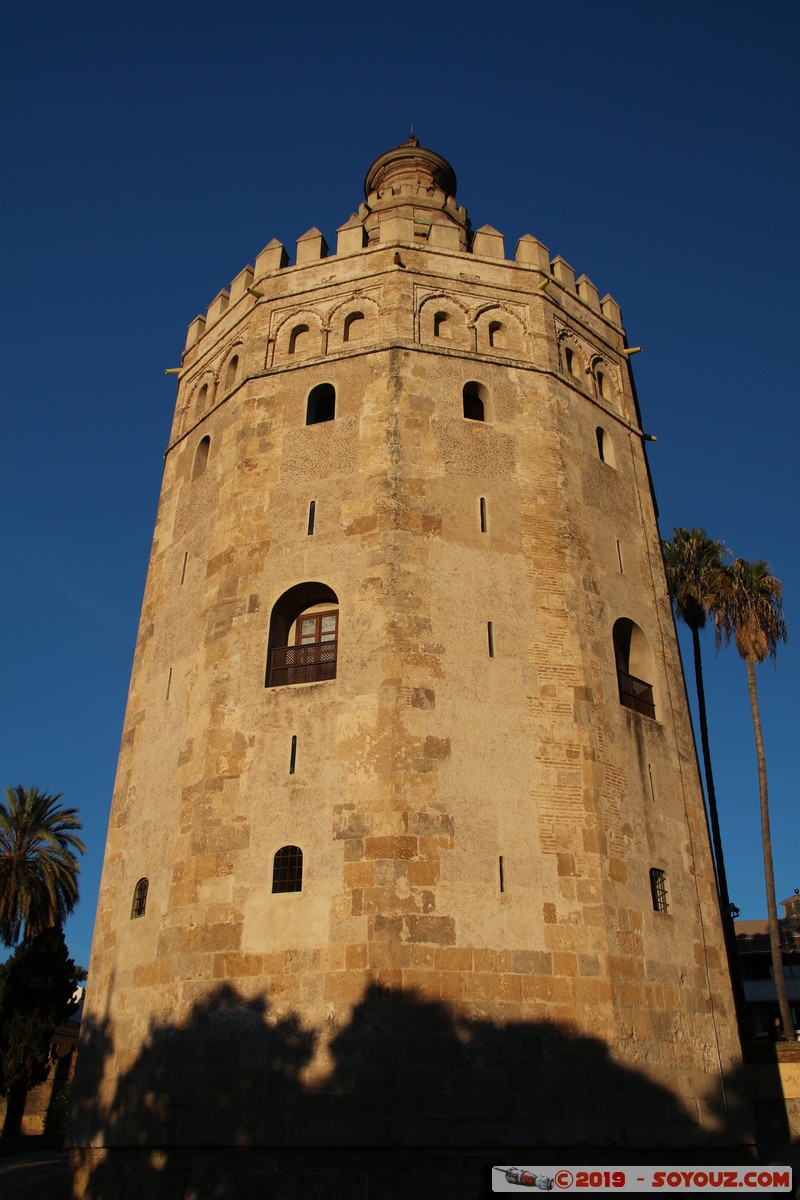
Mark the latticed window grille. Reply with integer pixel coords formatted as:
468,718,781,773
649,868,668,913
268,641,337,687
268,609,338,687
131,877,149,919
272,845,303,894
617,669,656,719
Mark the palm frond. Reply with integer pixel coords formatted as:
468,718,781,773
661,527,728,633
0,786,85,946
713,558,787,664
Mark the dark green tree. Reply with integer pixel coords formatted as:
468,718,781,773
0,926,84,1137
714,557,792,1039
0,786,85,946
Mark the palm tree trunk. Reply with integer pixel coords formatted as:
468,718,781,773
693,628,749,1039
747,658,794,1038
692,627,730,906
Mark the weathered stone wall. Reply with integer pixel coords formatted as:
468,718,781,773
69,143,750,1189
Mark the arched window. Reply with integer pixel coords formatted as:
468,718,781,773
613,618,655,718
272,845,303,893
289,324,310,355
266,582,339,687
198,383,209,409
306,383,336,425
463,381,488,422
192,435,210,480
131,878,149,919
563,344,582,378
433,311,449,338
649,868,668,913
488,320,504,348
225,354,239,391
343,312,365,342
592,360,616,405
595,427,616,468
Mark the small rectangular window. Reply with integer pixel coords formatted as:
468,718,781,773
294,609,338,647
616,540,624,573
180,552,188,584
289,735,297,775
307,501,316,535
166,667,172,700
499,855,505,893
480,497,487,534
649,868,668,913
487,621,495,658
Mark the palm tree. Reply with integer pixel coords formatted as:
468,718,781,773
714,558,792,1039
662,529,750,1039
0,786,86,947
662,529,730,909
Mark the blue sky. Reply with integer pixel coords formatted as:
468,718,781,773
2,1,798,969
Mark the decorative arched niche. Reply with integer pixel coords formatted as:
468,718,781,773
266,582,339,687
592,357,617,408
224,351,240,392
327,296,380,352
419,296,470,348
344,312,365,342
186,376,215,430
559,334,585,381
613,617,656,718
274,311,324,361
476,307,524,356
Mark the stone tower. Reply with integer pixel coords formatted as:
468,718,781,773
70,139,749,1196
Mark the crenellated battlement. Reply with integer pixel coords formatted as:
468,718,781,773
183,220,623,356
180,137,625,357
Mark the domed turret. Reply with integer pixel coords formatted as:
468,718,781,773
360,134,469,249
363,134,457,199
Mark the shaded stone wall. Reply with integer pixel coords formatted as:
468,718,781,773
746,1042,800,1144
1,1046,77,1136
